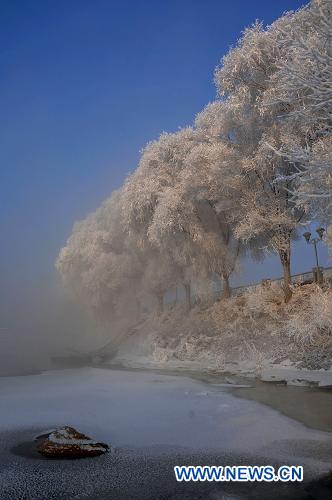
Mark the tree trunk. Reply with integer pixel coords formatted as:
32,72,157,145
157,293,164,314
279,247,292,303
184,283,191,312
222,273,231,298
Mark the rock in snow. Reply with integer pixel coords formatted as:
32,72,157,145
37,426,109,458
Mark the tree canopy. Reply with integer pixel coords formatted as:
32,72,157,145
57,1,331,320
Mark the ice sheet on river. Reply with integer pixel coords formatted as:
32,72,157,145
0,367,330,452
0,368,331,499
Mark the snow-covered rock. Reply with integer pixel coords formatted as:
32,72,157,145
37,426,109,458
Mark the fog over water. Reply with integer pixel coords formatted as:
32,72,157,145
1,235,329,375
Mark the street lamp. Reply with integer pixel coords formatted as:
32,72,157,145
303,227,325,283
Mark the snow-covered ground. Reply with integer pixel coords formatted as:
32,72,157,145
0,368,331,499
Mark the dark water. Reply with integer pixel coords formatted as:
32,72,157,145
230,381,332,433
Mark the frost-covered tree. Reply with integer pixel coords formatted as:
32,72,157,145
57,0,331,322
146,103,246,299
141,251,183,312
56,189,143,321
264,0,332,220
122,128,197,233
122,128,200,308
214,9,311,301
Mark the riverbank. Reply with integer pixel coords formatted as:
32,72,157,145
104,353,332,387
94,283,332,394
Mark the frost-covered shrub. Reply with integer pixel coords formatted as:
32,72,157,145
284,285,332,345
151,342,172,363
298,346,332,370
124,282,331,371
244,282,284,320
214,351,226,371
241,341,267,372
210,296,252,336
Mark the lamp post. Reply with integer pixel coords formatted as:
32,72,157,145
303,227,325,283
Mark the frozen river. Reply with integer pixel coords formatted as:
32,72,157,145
0,367,331,499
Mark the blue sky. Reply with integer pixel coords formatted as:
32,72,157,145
0,0,329,329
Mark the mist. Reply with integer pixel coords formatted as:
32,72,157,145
0,271,109,375
0,200,329,376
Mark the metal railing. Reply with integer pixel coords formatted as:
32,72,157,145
214,266,332,299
